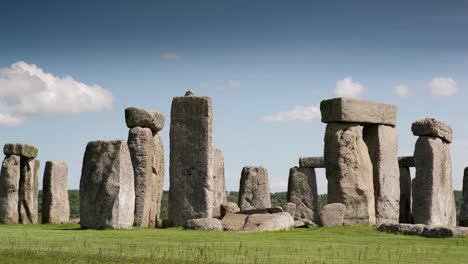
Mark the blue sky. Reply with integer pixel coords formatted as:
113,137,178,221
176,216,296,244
0,0,467,193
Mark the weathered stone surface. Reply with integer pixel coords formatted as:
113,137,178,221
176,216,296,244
80,140,135,229
411,118,452,143
169,95,213,226
281,203,296,218
319,203,345,227
42,161,70,224
0,155,20,224
363,125,400,225
221,213,248,231
378,223,468,238
212,148,226,218
221,202,240,218
240,207,283,215
125,107,165,133
243,212,294,232
460,168,468,227
412,136,456,226
299,157,325,168
324,123,376,225
18,159,39,224
294,220,307,228
320,98,397,126
238,166,271,211
399,167,412,224
183,218,223,231
377,223,425,236
398,156,415,167
128,127,165,228
4,144,38,159
287,167,319,222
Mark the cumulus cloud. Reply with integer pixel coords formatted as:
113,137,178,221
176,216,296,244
0,61,114,126
228,80,240,89
430,77,458,97
395,84,411,98
333,77,365,98
262,105,321,123
160,52,182,60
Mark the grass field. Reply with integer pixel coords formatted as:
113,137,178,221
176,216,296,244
0,224,467,263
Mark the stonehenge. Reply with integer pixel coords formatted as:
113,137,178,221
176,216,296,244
287,167,319,222
238,166,271,211
42,161,70,224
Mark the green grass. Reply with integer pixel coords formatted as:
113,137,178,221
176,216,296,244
0,225,467,263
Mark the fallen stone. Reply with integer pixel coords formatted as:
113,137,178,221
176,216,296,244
222,213,248,231
243,212,294,232
80,140,135,229
238,166,271,211
220,202,240,218
301,219,315,226
399,167,412,224
319,203,345,227
294,220,307,228
212,148,226,218
324,123,376,225
287,167,319,222
377,223,425,236
0,155,20,224
411,118,452,143
4,144,38,159
18,159,39,224
240,207,283,215
41,161,70,224
281,203,296,218
398,156,415,167
320,98,397,126
459,167,468,227
299,157,325,168
378,223,468,238
125,107,165,133
183,218,223,231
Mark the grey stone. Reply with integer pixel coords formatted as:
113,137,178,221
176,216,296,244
80,140,135,229
319,203,345,227
281,203,296,218
458,168,468,227
221,213,248,231
399,167,412,224
240,207,283,215
363,125,400,225
185,90,195,96
238,166,271,211
4,144,38,159
378,223,468,238
299,157,325,168
125,107,165,133
377,223,425,236
212,148,226,218
412,136,456,226
128,127,165,228
18,159,39,224
0,155,20,224
294,220,307,228
320,98,397,126
41,161,70,224
243,212,294,232
220,202,240,218
398,156,415,167
183,218,223,231
168,95,213,226
287,167,319,222
411,118,452,143
324,123,376,225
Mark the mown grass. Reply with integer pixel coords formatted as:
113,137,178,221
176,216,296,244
0,224,467,263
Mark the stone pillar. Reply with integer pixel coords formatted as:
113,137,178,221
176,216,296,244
19,158,39,224
0,155,20,224
399,166,412,223
42,161,70,224
238,166,271,211
80,140,135,229
153,134,165,226
169,91,213,226
212,148,226,218
363,125,400,225
412,118,456,226
324,122,376,225
287,167,319,222
459,168,468,227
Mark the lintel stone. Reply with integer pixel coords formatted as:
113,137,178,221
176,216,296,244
4,144,38,159
398,156,415,167
411,118,452,143
299,157,324,168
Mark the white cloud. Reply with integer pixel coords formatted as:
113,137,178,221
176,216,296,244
430,77,458,97
160,52,182,60
262,105,321,123
0,61,114,126
228,80,240,89
395,84,411,98
199,82,210,89
333,76,365,98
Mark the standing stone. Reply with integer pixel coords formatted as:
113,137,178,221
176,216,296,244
412,136,456,226
238,166,271,211
18,158,39,224
80,140,135,229
460,168,468,227
287,167,319,222
152,134,165,226
169,93,213,226
399,166,412,223
212,148,226,218
42,161,70,224
324,123,376,225
320,203,346,227
363,125,400,225
0,155,20,224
